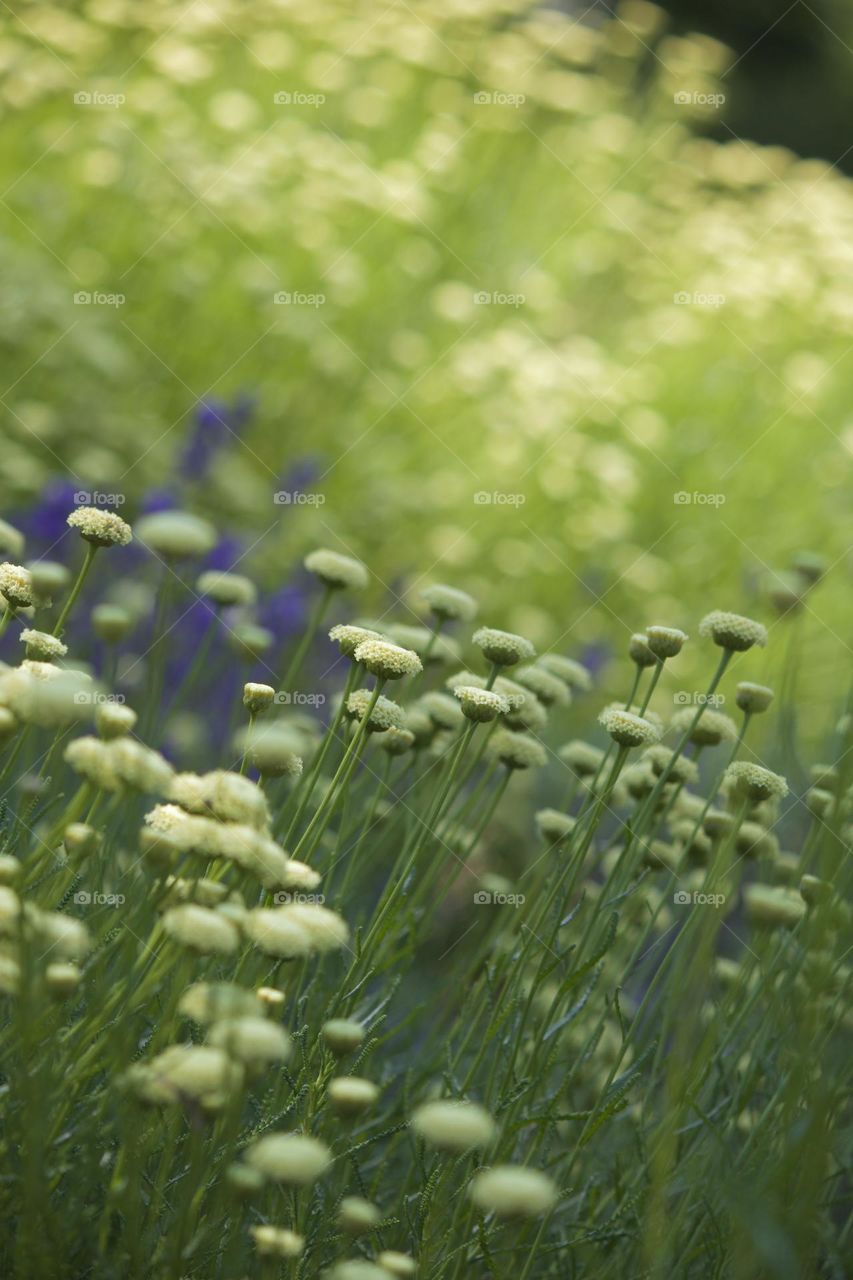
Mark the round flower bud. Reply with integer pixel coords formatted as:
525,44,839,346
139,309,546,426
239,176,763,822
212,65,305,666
416,691,463,730
800,874,832,907
378,726,416,756
805,788,834,818
538,654,591,691
196,570,256,607
0,518,24,558
488,729,547,771
534,809,576,843
28,559,70,606
645,626,688,660
45,962,82,999
91,603,133,644
328,1076,380,1116
699,611,767,652
629,633,657,667
514,664,570,707
599,707,660,749
725,762,788,804
227,622,275,661
0,563,33,609
129,1045,242,1110
346,690,405,732
27,908,91,961
257,985,286,1008
670,708,737,747
20,629,66,662
377,1251,417,1277
558,740,604,778
472,627,535,667
420,582,477,622
337,1197,382,1235
735,682,774,715
250,1226,304,1258
453,685,509,723
279,860,321,892
322,1018,366,1055
67,507,132,548
304,549,368,591
209,1016,292,1067
162,904,240,955
0,854,21,885
242,726,304,779
179,982,262,1024
503,691,548,733
410,1100,496,1151
329,624,386,657
735,822,778,860
353,639,422,681
810,763,839,792
743,884,806,929
64,822,100,859
135,511,215,559
243,682,275,714
226,1163,265,1199
246,1133,332,1185
95,701,137,740
467,1165,557,1218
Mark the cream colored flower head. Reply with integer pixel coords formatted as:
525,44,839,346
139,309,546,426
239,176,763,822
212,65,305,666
598,707,660,748
514,663,570,707
243,682,275,714
196,570,256,607
558,740,604,777
410,1100,496,1151
20,629,67,661
304,549,368,591
353,638,422,680
420,583,478,621
346,689,405,732
628,633,657,667
67,507,132,548
735,682,774,715
329,623,386,657
453,685,509,723
488,728,547,770
467,1165,557,1218
699,610,767,652
0,563,33,609
135,511,215,559
645,626,688,659
472,627,535,667
725,761,788,804
162,903,240,954
670,707,737,747
245,1132,332,1185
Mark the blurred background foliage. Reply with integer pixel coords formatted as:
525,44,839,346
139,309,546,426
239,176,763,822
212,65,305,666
0,0,850,728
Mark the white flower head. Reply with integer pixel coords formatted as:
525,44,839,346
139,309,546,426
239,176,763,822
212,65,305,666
20,629,67,661
304,549,368,591
0,563,33,609
472,627,535,667
67,507,132,548
353,639,422,680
